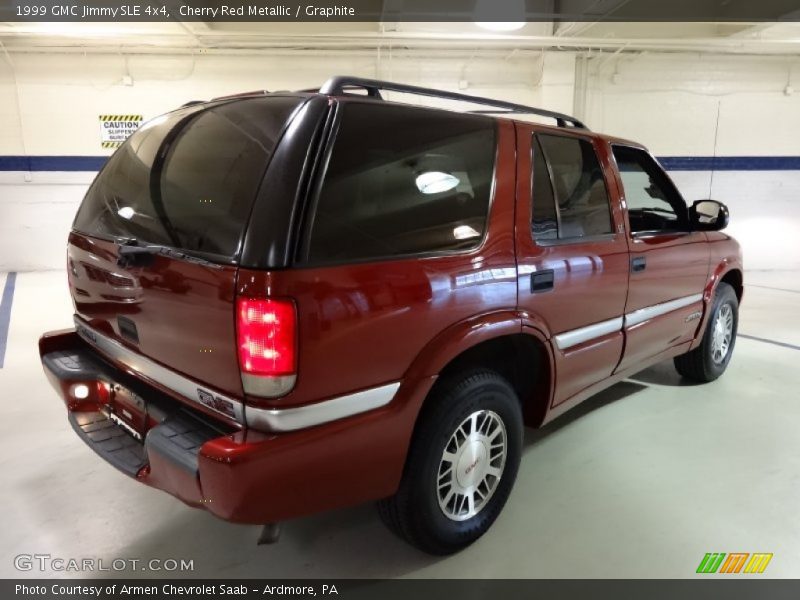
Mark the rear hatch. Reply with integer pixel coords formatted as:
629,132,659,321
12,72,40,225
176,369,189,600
68,95,311,417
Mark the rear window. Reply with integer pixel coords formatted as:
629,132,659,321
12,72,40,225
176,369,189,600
73,96,304,259
304,102,496,264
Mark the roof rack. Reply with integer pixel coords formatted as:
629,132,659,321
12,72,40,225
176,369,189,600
211,90,269,101
317,75,587,130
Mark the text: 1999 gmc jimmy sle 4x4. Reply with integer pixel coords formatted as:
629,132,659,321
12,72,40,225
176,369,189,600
40,76,742,555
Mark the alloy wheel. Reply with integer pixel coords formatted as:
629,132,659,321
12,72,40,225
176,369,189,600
711,303,734,364
436,410,507,521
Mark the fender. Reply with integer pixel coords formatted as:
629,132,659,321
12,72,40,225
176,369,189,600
404,309,524,380
691,245,743,351
704,260,742,302
404,308,553,380
403,309,556,426
521,323,557,426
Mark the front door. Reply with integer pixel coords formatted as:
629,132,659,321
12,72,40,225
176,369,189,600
610,144,710,372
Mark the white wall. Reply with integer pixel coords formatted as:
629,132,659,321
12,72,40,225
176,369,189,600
1,49,798,271
583,53,800,271
672,171,800,271
585,53,800,156
0,51,567,156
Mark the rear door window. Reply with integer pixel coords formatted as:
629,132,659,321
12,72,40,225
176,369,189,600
304,102,497,264
531,135,558,241
73,97,304,259
533,134,613,241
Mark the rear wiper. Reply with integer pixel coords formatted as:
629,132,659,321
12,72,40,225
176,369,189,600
116,239,220,269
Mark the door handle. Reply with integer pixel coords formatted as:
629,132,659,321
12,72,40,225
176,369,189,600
530,270,555,293
631,256,646,273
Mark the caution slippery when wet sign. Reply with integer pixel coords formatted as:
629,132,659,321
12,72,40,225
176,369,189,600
99,114,143,148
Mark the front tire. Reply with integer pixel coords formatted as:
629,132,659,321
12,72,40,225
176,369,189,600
378,369,523,555
674,282,738,382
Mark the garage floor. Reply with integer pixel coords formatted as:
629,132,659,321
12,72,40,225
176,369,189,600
1,270,798,578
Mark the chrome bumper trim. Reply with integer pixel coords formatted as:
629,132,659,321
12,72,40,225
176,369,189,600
245,382,401,433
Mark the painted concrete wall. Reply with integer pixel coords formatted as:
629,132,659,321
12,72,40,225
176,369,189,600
1,49,798,271
585,53,800,157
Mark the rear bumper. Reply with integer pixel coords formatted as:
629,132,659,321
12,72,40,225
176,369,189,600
39,329,433,523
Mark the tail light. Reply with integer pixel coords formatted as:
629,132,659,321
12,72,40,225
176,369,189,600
236,297,297,398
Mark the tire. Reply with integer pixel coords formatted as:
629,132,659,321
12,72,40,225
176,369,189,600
377,369,523,555
673,282,738,382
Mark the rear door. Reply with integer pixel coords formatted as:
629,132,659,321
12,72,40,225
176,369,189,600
515,125,629,407
68,96,308,403
610,144,710,372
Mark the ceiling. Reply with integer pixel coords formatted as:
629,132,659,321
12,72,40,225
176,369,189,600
0,21,799,55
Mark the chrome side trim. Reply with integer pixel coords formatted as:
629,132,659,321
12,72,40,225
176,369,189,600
73,318,399,433
245,382,401,433
554,317,623,351
552,293,705,351
624,293,704,328
75,318,246,423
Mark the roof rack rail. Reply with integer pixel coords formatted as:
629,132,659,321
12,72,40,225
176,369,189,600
317,75,587,129
211,90,269,101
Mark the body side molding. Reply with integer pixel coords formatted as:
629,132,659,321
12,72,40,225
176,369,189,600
74,318,398,432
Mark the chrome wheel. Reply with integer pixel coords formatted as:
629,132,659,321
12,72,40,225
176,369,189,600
437,410,507,522
711,303,734,364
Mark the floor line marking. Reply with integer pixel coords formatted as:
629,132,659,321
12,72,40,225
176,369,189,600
747,284,800,295
0,272,17,368
738,333,800,352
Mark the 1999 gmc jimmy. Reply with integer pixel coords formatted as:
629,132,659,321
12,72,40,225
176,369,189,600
40,76,742,555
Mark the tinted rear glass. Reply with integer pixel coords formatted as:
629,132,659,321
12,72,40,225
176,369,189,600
305,102,496,264
531,135,558,241
73,96,303,259
537,134,613,239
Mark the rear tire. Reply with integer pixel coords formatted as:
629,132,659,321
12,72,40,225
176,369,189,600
674,282,738,382
377,369,523,555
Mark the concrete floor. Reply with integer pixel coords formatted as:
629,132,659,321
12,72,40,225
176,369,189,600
1,269,798,578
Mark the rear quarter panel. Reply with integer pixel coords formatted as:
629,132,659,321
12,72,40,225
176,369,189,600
238,120,519,409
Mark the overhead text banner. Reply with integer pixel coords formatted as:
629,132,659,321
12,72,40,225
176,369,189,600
2,0,800,22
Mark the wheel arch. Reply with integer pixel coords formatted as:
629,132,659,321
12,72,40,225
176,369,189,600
703,256,743,305
434,333,553,428
719,268,743,303
404,311,555,430
692,262,743,351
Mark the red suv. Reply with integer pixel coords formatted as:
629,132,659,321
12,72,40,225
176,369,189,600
40,76,742,555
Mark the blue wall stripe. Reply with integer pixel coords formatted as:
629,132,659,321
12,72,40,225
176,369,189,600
0,156,107,172
1,155,800,173
0,272,17,369
658,156,800,171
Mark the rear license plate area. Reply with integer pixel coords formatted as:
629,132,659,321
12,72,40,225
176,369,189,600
107,383,147,439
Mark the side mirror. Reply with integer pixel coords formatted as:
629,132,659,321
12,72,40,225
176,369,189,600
690,200,729,231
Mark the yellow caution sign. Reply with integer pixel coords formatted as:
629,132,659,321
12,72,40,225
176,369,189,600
99,114,143,149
